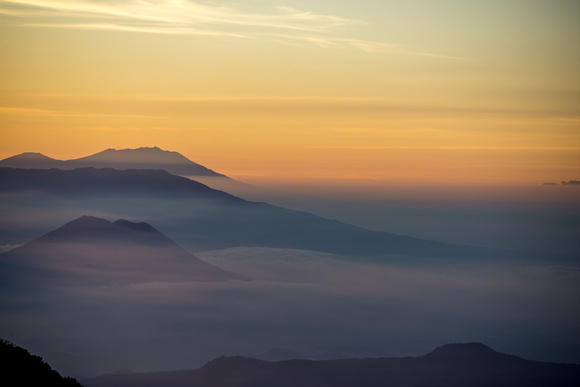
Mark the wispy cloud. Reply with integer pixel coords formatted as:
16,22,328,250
18,22,248,37
1,0,453,56
264,34,461,58
2,0,359,33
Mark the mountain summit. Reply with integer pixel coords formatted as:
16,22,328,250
0,216,245,288
0,147,226,177
422,342,511,363
69,147,226,177
0,152,66,169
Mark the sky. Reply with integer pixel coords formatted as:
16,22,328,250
1,0,579,186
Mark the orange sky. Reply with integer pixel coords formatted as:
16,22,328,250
1,0,579,186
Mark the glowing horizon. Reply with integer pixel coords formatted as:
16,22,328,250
1,0,579,186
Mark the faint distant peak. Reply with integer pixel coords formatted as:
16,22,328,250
0,152,64,168
202,356,266,372
542,179,580,186
423,342,499,361
9,152,56,160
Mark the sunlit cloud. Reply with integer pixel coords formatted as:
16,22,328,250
1,0,452,56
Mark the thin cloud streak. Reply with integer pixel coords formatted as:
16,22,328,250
19,22,248,37
0,106,159,119
2,0,453,56
266,33,462,58
3,0,359,32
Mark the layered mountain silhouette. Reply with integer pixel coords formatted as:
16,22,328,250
82,343,580,387
0,147,226,177
0,167,555,262
0,215,245,288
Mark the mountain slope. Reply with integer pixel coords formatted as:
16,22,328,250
0,166,239,201
0,215,246,288
1,166,559,262
82,343,580,387
0,166,537,262
0,147,226,177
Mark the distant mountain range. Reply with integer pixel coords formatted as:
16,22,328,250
0,166,545,262
0,215,245,288
0,147,227,178
0,166,239,201
82,342,580,387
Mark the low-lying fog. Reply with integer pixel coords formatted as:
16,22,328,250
2,246,578,379
199,177,580,255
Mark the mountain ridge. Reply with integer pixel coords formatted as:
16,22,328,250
0,166,241,202
82,342,580,387
0,166,567,262
0,147,227,178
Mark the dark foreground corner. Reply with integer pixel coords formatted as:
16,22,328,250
0,339,83,386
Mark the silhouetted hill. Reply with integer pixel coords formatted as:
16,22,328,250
424,342,507,362
0,167,558,262
0,339,82,386
0,152,66,169
82,343,580,387
0,215,246,288
0,147,226,177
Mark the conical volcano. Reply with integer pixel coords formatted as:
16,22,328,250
0,216,245,288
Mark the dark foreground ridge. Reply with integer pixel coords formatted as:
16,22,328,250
0,339,82,386
82,342,580,387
